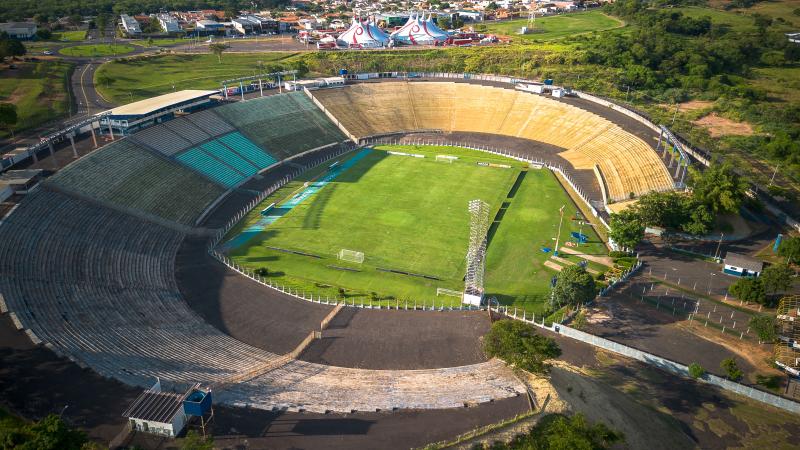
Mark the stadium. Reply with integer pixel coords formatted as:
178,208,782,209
2,72,796,448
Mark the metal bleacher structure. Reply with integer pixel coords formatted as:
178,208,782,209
0,77,691,415
311,81,676,202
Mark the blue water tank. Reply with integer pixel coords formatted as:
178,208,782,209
544,79,554,85
339,69,348,75
183,389,212,416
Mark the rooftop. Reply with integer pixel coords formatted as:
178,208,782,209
724,252,764,273
105,90,218,117
122,390,184,423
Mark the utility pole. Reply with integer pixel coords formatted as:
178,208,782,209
671,103,680,127
554,205,565,257
714,233,724,260
769,165,778,186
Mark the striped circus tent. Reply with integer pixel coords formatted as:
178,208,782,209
390,12,449,45
336,16,389,48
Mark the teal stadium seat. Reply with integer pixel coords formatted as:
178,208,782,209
200,140,259,176
176,147,246,188
218,132,278,169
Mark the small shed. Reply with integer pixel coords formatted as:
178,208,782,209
723,252,763,277
0,169,43,193
122,381,188,437
0,182,12,203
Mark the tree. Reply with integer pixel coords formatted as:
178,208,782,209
209,43,229,63
720,357,743,381
495,413,623,450
36,28,52,40
608,209,644,251
728,276,765,305
68,14,83,27
0,37,26,59
688,363,705,379
778,236,800,264
551,265,596,308
749,315,777,343
761,263,793,297
687,163,748,215
0,103,17,138
146,37,154,47
18,414,88,450
181,430,214,450
483,319,561,374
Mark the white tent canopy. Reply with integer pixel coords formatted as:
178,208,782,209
390,12,449,45
337,16,389,48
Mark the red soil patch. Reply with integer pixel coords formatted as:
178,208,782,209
693,113,754,137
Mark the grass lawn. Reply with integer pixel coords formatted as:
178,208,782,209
131,37,195,47
52,30,87,41
59,44,135,57
95,52,299,104
483,11,624,41
226,145,606,311
484,167,606,313
0,60,72,137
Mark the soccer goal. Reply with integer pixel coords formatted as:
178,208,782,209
436,155,458,163
337,249,364,264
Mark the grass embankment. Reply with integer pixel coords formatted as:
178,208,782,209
94,52,300,103
227,145,606,312
59,44,135,57
0,60,72,137
483,11,625,41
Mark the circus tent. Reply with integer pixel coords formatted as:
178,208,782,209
336,17,389,48
390,12,449,45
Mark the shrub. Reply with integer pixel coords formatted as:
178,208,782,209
483,319,561,374
688,363,706,379
721,358,743,381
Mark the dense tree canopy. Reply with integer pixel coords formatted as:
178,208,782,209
778,236,800,265
551,265,596,308
608,209,645,251
483,319,561,374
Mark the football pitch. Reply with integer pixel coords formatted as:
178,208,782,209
225,145,607,312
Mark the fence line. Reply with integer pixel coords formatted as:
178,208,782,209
492,303,800,415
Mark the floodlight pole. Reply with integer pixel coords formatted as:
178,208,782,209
554,205,565,257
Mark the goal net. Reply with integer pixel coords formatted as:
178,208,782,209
436,155,458,163
337,249,364,264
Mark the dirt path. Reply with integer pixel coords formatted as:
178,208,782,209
558,246,614,266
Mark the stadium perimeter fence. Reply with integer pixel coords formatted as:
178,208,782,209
492,304,800,416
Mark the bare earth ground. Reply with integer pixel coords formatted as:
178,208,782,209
693,112,754,137
660,99,714,112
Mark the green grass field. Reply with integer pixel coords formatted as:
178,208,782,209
0,60,72,137
59,44,135,57
52,30,87,41
95,52,299,104
483,11,624,41
226,145,606,312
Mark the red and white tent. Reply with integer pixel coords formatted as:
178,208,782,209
390,12,449,45
336,17,389,48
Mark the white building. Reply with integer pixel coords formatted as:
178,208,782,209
120,14,141,36
122,382,187,437
0,22,37,39
157,14,181,33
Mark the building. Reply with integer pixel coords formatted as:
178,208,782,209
99,90,219,135
120,14,141,37
157,14,182,33
195,19,226,36
723,252,763,277
0,22,37,39
122,381,213,438
787,32,800,44
0,181,11,203
0,169,43,193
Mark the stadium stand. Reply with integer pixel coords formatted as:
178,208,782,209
312,82,674,200
0,189,524,410
218,132,278,169
130,123,194,156
185,109,236,136
45,139,225,226
213,92,346,158
162,116,212,144
176,147,248,188
199,140,259,177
